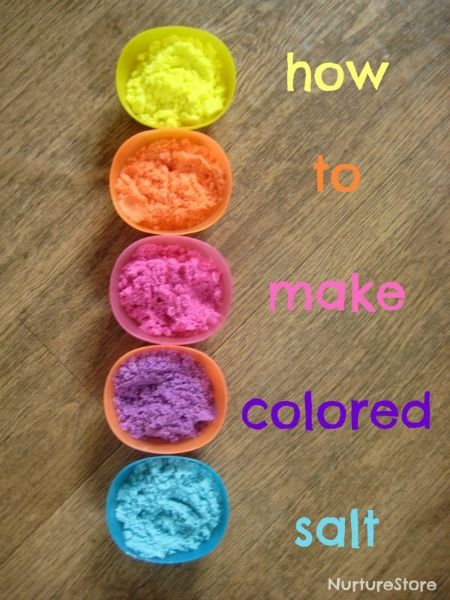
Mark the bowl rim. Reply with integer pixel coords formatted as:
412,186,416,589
109,129,233,235
103,344,228,454
105,455,230,563
109,235,233,345
115,25,237,130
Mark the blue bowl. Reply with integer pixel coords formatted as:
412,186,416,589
106,456,230,564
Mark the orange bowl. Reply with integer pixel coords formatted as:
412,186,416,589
109,129,233,235
104,345,228,453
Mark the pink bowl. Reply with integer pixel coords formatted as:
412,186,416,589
109,236,233,345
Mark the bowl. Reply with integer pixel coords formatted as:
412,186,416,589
115,26,236,129
104,345,228,453
109,235,233,345
110,129,232,235
106,456,230,563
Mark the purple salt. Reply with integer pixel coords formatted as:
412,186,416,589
113,350,216,442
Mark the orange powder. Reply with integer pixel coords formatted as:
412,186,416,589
115,139,226,231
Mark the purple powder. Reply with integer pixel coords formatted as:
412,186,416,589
113,350,216,442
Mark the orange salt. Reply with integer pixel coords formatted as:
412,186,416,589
115,139,226,231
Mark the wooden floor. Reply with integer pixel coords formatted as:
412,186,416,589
1,1,448,599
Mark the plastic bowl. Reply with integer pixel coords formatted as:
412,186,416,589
115,26,236,129
110,129,232,235
104,345,228,454
109,235,233,345
106,456,230,563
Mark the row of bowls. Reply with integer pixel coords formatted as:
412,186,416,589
106,26,235,563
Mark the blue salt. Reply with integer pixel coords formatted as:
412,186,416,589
115,458,222,560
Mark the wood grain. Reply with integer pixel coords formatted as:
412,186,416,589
0,1,448,598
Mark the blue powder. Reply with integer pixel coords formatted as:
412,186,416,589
115,458,222,560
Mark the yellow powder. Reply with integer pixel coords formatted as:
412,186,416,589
126,35,227,128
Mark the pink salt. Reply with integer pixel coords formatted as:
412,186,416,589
118,243,223,337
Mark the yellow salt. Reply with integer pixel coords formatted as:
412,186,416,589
126,35,227,128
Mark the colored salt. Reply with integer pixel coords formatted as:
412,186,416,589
126,35,226,127
115,458,222,559
115,138,226,231
114,350,215,442
117,243,223,337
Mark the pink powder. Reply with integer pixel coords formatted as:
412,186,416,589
118,243,223,337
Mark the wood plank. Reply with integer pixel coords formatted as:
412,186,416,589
0,0,448,598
